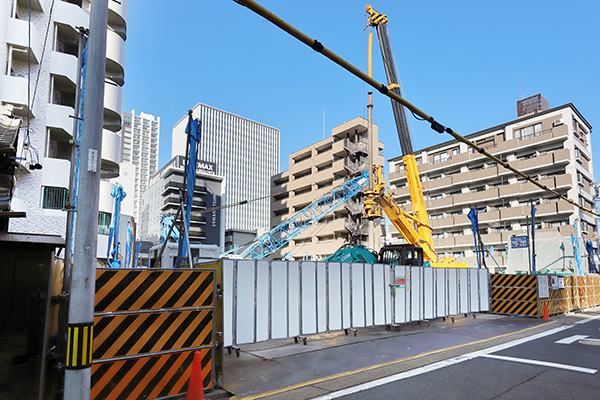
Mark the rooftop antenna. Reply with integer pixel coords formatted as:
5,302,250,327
519,75,523,99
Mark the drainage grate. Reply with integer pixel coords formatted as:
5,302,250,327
578,339,600,346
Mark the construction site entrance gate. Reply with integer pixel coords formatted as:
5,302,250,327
90,265,218,400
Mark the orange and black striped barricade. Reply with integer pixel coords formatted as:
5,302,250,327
90,265,218,400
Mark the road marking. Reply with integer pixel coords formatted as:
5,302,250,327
575,315,599,324
232,322,560,400
555,335,589,344
310,325,572,400
481,354,597,374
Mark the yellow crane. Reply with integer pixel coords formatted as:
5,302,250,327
364,4,467,268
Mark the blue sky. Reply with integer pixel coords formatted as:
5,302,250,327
123,0,600,177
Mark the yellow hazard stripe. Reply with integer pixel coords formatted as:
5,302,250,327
66,323,94,370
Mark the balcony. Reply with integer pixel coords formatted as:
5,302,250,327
101,129,121,179
54,0,89,31
554,174,573,189
0,75,35,118
46,103,74,138
430,216,454,229
108,0,127,40
103,81,123,132
41,157,71,190
7,18,42,63
106,29,126,86
50,50,78,86
433,237,455,249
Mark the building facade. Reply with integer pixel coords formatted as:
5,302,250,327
270,117,385,260
121,109,160,222
171,103,279,232
1,0,127,242
138,155,225,251
388,96,594,269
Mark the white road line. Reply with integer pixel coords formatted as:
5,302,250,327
575,315,600,324
481,354,597,374
555,335,589,344
311,326,572,400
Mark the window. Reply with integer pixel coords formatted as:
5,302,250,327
42,186,68,209
514,123,542,140
98,212,112,235
575,148,583,162
432,152,448,164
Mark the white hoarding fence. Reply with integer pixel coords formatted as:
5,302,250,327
222,260,490,347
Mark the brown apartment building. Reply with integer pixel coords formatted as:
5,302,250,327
270,117,385,260
387,94,594,269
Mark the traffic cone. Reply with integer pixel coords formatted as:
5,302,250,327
542,303,550,320
186,350,204,400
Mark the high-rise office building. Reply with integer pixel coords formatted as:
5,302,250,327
172,103,279,232
388,95,594,270
121,109,160,222
0,0,127,256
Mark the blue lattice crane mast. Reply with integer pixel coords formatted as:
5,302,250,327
225,170,369,260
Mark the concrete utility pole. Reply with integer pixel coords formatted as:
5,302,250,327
64,1,108,399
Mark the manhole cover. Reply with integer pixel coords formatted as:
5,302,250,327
578,339,600,346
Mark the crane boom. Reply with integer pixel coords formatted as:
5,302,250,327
226,170,369,260
366,4,413,156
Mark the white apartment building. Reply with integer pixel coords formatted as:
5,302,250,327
1,0,127,247
387,95,594,270
121,109,160,222
172,103,279,232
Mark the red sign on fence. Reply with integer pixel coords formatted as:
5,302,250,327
395,277,406,288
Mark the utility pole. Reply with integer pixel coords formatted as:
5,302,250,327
64,1,108,399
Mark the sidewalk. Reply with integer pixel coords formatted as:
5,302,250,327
216,312,562,399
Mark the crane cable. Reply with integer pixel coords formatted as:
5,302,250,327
233,0,599,218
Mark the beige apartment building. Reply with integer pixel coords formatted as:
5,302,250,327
387,95,594,269
270,117,385,260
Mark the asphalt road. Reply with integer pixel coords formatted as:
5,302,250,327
313,310,600,400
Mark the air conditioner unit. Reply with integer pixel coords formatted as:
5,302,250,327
552,118,564,127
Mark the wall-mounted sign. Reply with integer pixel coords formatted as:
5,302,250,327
511,235,529,248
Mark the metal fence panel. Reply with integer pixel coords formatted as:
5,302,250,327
223,260,234,347
236,260,255,344
256,261,270,342
479,269,490,311
449,269,459,315
411,266,423,321
301,262,318,335
470,268,480,313
328,263,343,331
288,262,300,338
317,262,328,333
352,263,366,328
394,266,408,324
271,261,288,339
342,263,351,329
436,268,447,318
364,264,374,327
459,269,469,314
424,267,435,319
373,264,386,325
